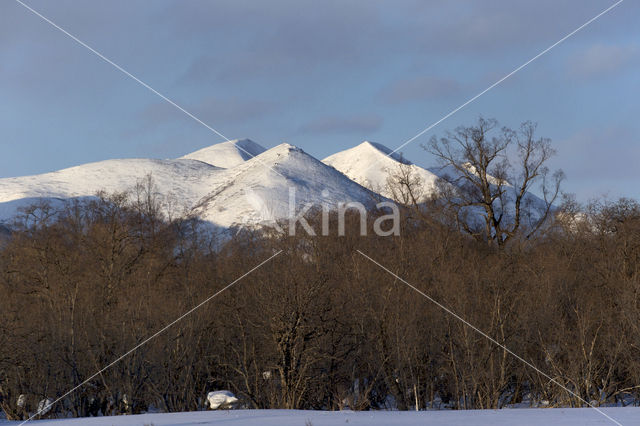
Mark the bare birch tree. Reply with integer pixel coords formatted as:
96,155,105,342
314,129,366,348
425,117,563,247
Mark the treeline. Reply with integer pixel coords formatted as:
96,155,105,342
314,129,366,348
1,189,640,419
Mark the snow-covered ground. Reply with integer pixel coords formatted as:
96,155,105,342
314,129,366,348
1,408,637,426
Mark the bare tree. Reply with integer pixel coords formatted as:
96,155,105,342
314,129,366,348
386,160,425,207
425,117,563,247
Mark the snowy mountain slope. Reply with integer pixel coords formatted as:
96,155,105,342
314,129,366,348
0,142,379,232
429,163,553,229
192,143,380,228
0,158,225,222
0,138,553,233
180,138,266,168
324,141,553,231
323,141,443,201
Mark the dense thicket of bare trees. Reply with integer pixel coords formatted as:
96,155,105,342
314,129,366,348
1,187,640,419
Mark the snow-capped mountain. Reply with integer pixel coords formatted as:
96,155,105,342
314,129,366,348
188,142,380,228
430,163,553,230
0,140,378,231
0,138,552,234
0,156,224,222
323,141,442,201
324,141,552,232
180,138,266,168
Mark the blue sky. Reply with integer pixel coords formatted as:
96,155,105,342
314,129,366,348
0,0,638,202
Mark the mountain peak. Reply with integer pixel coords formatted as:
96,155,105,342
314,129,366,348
180,138,266,168
323,141,410,170
240,143,301,165
268,142,299,153
322,141,440,200
354,141,410,164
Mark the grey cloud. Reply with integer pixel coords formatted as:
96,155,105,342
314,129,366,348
181,51,294,85
151,0,640,86
554,126,640,181
567,43,639,78
252,1,381,63
299,114,382,135
194,97,275,124
399,0,640,55
172,0,387,83
380,76,461,104
548,126,640,201
138,97,276,128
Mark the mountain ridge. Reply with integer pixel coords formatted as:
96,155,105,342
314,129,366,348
0,141,381,232
0,139,551,233
323,141,442,201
